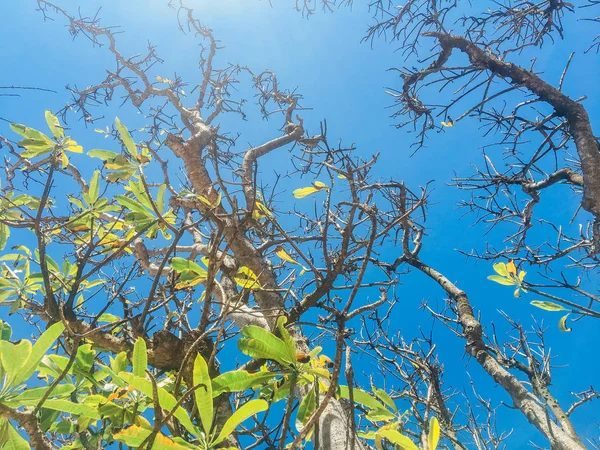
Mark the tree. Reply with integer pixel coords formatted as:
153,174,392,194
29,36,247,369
0,1,598,450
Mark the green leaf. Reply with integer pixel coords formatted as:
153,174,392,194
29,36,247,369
373,387,398,413
338,385,385,411
75,343,96,373
487,275,516,286
378,429,419,450
428,417,440,450
128,179,154,211
296,388,316,431
0,320,12,341
132,338,148,378
98,313,121,323
10,123,54,144
106,168,137,183
4,423,30,450
86,170,101,206
238,326,293,364
213,399,268,445
45,110,64,139
116,195,152,216
174,270,206,290
530,301,567,312
559,314,572,332
113,424,191,450
211,370,278,396
119,372,198,437
0,339,32,387
111,351,129,375
38,399,101,420
5,384,75,406
19,139,55,157
39,409,60,433
115,117,138,157
193,353,213,435
365,407,396,422
0,223,10,252
170,258,207,277
88,149,120,161
15,321,65,385
357,430,378,440
156,184,167,212
277,316,297,364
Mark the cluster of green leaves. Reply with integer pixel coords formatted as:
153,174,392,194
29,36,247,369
0,193,42,253
0,316,337,449
338,383,440,450
236,317,332,436
488,261,572,332
112,339,268,450
0,321,271,450
10,111,82,169
0,321,66,449
89,117,151,182
0,314,442,449
115,179,175,240
0,247,104,314
6,113,175,254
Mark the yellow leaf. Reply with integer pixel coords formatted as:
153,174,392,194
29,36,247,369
276,246,300,265
253,201,272,220
64,138,83,153
60,152,69,169
441,121,454,127
506,260,517,277
234,266,262,290
196,192,221,208
318,355,334,369
70,225,91,232
174,277,205,290
293,186,319,199
428,417,440,450
293,181,328,199
113,425,189,449
518,270,526,281
492,262,508,277
558,314,572,332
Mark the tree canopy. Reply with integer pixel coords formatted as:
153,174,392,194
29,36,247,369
0,1,598,449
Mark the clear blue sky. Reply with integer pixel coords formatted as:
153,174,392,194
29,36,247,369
1,0,599,448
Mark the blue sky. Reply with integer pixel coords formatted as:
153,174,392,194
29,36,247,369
1,0,599,448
